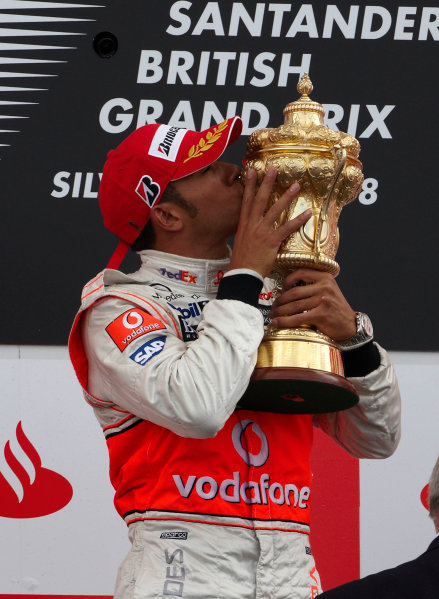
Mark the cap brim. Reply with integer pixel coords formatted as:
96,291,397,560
172,116,242,181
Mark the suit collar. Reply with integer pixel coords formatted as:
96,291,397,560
426,535,439,552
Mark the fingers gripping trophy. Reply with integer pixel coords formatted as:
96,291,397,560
239,74,364,414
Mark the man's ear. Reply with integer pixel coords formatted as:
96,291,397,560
150,203,184,233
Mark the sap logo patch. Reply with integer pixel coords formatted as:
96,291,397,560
305,546,312,556
149,125,187,162
160,531,188,540
130,336,166,366
106,309,166,351
135,174,161,207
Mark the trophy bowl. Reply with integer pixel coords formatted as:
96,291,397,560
238,73,364,414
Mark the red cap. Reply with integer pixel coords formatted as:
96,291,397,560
99,117,243,269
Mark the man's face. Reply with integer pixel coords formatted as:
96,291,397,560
173,160,243,242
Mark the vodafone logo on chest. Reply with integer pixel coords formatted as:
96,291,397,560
172,419,311,510
106,308,166,351
232,420,269,467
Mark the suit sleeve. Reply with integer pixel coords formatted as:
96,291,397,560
82,282,264,439
313,343,401,458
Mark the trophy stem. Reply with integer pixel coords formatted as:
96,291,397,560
236,328,358,414
256,328,344,374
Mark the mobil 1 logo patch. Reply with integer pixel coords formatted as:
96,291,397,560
130,336,166,366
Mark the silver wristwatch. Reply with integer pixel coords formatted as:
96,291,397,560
336,312,374,351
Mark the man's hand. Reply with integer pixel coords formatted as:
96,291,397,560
269,269,357,341
229,167,312,278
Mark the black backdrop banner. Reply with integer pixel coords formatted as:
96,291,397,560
1,0,438,349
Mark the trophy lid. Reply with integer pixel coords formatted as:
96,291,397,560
245,73,361,159
283,73,325,127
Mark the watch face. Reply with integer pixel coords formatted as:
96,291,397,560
361,314,373,337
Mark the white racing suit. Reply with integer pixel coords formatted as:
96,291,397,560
69,249,401,599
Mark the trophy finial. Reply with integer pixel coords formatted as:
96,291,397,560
297,73,313,97
283,72,324,124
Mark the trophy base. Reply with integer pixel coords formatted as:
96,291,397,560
237,367,359,414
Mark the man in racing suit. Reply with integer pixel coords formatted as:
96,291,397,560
69,117,401,598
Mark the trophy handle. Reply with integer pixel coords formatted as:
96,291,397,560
314,145,347,261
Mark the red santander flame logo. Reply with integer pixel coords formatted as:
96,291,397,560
420,483,430,511
0,422,73,518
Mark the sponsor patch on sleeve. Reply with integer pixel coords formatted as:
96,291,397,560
129,336,166,366
106,308,166,351
178,315,198,342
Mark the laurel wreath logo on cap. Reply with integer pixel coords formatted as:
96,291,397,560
183,120,229,163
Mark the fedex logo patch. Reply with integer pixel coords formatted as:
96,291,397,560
130,336,166,366
149,125,187,162
106,309,166,351
159,267,197,284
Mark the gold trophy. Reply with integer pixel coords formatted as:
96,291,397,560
238,74,364,414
